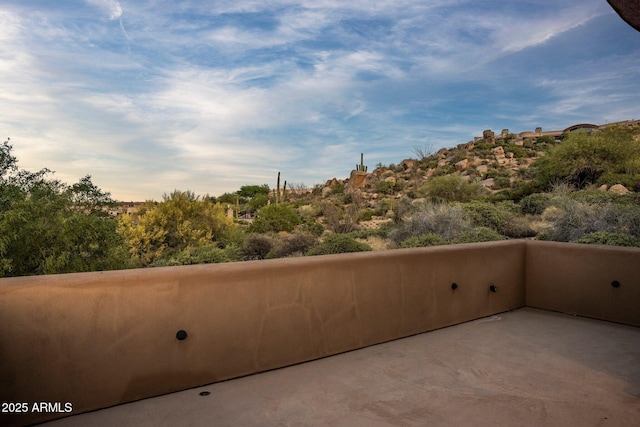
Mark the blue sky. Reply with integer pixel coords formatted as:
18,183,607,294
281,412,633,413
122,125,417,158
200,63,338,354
1,1,639,201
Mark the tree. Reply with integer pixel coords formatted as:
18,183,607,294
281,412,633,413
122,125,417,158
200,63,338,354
1,139,130,276
117,190,234,266
237,184,269,199
249,203,301,233
535,126,640,189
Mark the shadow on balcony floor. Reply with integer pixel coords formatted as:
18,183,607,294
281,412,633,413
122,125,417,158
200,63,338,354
43,307,640,426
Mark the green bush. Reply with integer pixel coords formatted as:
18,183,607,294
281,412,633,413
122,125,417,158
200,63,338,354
432,164,456,176
399,233,447,248
520,193,552,215
267,231,318,258
536,136,556,145
242,234,274,260
535,126,640,189
545,198,640,242
483,169,499,179
473,143,493,151
499,215,536,238
149,244,234,267
300,219,325,237
462,201,508,230
493,176,511,190
502,144,527,159
422,175,484,202
376,180,404,195
307,234,372,256
597,173,640,192
573,231,640,247
249,203,301,233
358,208,374,221
391,203,470,243
453,227,504,244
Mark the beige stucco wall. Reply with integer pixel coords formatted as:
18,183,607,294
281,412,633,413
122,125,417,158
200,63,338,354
526,241,640,326
0,241,525,425
2,240,639,425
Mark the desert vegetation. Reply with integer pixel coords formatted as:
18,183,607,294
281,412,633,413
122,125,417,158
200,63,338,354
2,124,640,277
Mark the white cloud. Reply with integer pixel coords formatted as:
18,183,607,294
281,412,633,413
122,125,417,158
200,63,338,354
86,0,123,20
1,0,638,200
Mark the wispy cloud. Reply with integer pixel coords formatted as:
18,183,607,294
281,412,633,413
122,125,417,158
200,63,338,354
86,0,123,20
1,0,638,200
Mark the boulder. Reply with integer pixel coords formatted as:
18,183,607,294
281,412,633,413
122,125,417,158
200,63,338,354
384,176,397,184
481,178,495,189
598,184,608,192
402,159,416,170
347,170,367,191
608,184,630,194
492,146,507,165
455,158,469,172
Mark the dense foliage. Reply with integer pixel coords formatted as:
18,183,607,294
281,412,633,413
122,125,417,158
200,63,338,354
3,125,640,277
535,126,640,190
1,140,130,276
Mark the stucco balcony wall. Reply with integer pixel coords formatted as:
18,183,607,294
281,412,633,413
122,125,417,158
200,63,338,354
526,240,640,326
0,240,638,426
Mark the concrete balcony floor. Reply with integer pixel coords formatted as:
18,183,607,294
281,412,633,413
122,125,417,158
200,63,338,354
43,308,640,426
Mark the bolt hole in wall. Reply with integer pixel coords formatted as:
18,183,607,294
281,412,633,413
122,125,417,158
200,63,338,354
611,280,621,288
176,330,188,340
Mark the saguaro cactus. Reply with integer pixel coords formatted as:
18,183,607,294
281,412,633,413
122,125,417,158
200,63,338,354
276,171,281,204
356,153,368,172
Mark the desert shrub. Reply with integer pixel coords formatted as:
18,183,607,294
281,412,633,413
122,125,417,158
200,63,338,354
449,150,468,163
300,219,325,237
250,203,301,233
535,126,640,189
422,175,484,202
473,143,493,151
321,201,361,234
399,233,447,248
502,144,527,159
597,172,640,192
377,221,398,238
462,201,508,230
358,208,374,221
391,203,470,243
573,231,640,247
331,182,345,194
242,234,274,260
536,135,557,145
461,201,533,238
483,169,499,179
307,234,372,256
376,181,394,195
493,176,511,190
432,164,456,176
453,227,504,244
490,181,540,202
544,198,640,242
499,215,536,238
426,160,438,169
520,193,552,215
149,244,235,267
267,231,318,258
